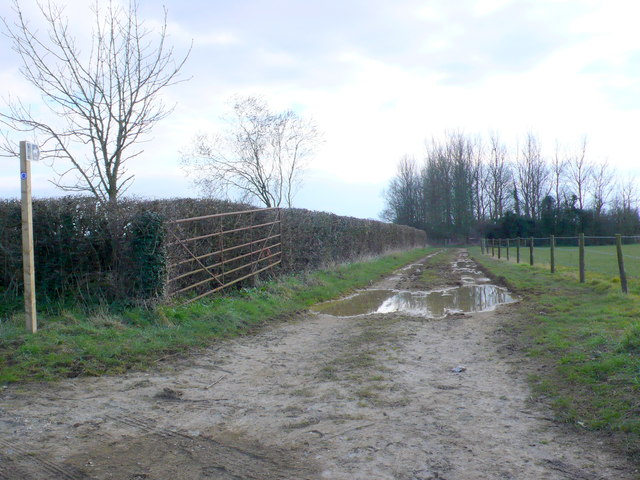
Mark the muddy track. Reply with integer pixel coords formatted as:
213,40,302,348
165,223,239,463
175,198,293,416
0,249,637,479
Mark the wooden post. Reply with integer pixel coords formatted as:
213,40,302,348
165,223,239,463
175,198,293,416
550,235,555,273
579,233,585,283
497,239,501,259
219,217,225,286
481,238,485,255
616,234,628,294
20,141,37,333
516,237,520,264
529,237,534,266
506,238,510,261
491,239,495,257
249,211,257,287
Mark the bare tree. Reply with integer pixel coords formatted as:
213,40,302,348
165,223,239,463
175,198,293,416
183,96,320,208
566,136,592,210
515,132,549,219
422,138,453,235
0,0,190,206
381,155,422,227
591,160,616,217
419,132,476,239
447,131,476,236
550,140,566,211
471,141,489,222
612,176,640,234
617,176,638,213
486,132,511,220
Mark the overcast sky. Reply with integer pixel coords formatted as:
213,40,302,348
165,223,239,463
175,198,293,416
1,0,639,219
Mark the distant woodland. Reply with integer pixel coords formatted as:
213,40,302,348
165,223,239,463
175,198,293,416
382,132,640,240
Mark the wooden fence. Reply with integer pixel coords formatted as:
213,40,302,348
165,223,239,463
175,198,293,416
166,207,281,304
481,234,638,294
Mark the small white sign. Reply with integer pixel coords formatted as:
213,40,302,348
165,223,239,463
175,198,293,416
25,142,40,162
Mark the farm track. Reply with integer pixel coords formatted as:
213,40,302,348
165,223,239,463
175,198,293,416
0,249,637,479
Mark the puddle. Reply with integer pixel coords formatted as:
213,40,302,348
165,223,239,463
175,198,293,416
452,263,482,276
461,275,490,284
311,285,514,318
312,290,395,317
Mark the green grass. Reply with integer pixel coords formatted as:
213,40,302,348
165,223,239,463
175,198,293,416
471,247,640,460
419,248,454,285
491,242,640,282
0,248,435,384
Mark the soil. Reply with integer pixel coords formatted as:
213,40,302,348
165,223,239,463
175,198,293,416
0,250,638,480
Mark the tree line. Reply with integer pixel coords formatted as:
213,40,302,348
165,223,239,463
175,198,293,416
382,132,640,240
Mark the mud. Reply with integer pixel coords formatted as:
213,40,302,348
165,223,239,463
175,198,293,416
0,249,637,479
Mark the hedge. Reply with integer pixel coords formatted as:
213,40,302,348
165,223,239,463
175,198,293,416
280,208,426,271
0,197,426,308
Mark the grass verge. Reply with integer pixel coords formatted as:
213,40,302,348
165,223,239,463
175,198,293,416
470,247,640,461
0,248,434,384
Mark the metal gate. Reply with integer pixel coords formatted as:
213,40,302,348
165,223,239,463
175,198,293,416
166,207,281,304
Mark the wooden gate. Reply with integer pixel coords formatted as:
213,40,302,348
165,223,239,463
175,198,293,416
166,207,281,304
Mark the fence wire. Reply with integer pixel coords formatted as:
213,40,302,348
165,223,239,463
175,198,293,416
482,235,639,291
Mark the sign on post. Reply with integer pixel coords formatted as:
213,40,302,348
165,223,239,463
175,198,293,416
25,142,40,162
20,141,39,333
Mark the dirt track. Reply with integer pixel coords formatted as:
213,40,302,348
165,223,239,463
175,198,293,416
0,250,637,479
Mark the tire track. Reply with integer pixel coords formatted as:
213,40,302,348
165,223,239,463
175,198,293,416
0,454,29,480
0,439,87,480
103,412,318,479
104,413,192,440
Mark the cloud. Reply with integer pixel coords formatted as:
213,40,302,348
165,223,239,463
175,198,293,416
1,0,640,220
580,51,640,111
163,0,595,94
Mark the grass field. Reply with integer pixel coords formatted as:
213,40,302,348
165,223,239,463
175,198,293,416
471,247,640,461
489,242,640,283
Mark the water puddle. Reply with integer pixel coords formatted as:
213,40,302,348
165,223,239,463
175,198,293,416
312,290,395,317
311,285,514,318
451,253,484,277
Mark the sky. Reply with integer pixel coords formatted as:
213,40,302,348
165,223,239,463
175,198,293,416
1,0,639,220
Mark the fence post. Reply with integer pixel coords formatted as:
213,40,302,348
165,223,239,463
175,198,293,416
616,234,628,294
506,238,510,261
550,235,555,273
516,237,520,264
579,233,585,283
529,237,534,266
480,238,485,255
492,239,495,257
20,142,37,333
497,238,501,259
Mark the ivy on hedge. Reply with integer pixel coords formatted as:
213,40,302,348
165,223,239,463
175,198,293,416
126,211,166,299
